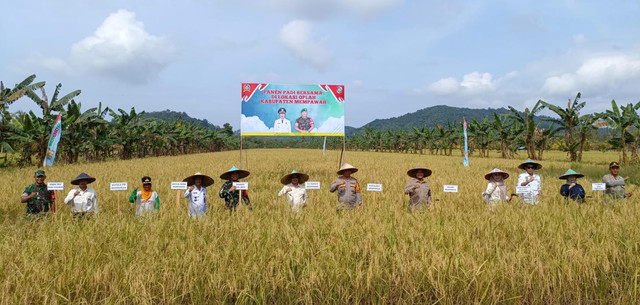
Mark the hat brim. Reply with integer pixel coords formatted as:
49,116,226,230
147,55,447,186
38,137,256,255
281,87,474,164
71,177,96,185
220,169,250,181
407,168,432,178
280,173,310,185
518,162,542,170
559,174,584,180
337,168,358,175
183,174,215,187
484,172,509,180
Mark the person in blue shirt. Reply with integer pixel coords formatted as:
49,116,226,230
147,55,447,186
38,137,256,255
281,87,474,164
559,169,586,203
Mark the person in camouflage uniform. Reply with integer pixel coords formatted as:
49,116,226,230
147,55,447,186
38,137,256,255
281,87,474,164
219,166,252,214
294,108,314,133
20,169,54,217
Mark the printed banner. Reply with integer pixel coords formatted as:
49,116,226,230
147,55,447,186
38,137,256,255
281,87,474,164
241,83,345,136
43,113,62,167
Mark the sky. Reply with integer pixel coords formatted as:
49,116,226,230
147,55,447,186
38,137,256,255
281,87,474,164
1,0,639,128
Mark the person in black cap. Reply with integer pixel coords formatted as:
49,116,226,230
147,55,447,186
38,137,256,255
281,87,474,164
64,172,98,217
273,107,291,133
20,169,54,217
603,161,632,202
129,176,159,216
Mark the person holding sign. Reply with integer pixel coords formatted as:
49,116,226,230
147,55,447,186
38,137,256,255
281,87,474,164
404,167,433,212
278,170,309,212
517,160,542,205
20,169,54,218
183,172,214,217
294,108,314,133
274,108,291,133
603,162,632,202
559,169,586,203
129,176,160,216
482,168,511,207
330,163,362,211
64,173,98,218
219,166,252,214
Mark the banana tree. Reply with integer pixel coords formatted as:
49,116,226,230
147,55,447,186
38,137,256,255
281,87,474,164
539,93,585,161
599,100,639,165
508,100,545,160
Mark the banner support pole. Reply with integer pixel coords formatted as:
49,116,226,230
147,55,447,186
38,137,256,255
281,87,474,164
240,135,243,169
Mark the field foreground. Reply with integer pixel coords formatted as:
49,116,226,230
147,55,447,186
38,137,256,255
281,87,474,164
1,149,640,304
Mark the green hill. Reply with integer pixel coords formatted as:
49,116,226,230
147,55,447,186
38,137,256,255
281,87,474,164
143,109,222,130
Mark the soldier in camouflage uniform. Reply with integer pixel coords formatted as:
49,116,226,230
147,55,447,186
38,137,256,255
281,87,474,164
294,108,314,133
20,169,54,217
219,166,252,214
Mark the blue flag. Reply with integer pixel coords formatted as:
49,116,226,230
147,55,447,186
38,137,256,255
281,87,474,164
43,113,62,167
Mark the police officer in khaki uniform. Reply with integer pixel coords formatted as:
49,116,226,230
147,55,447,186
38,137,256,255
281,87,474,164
330,163,362,211
404,167,433,212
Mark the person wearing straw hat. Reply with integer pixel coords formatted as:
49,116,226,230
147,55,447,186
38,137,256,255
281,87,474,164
330,163,362,211
129,176,160,216
219,166,252,214
559,169,586,203
404,167,433,212
517,160,542,205
21,169,54,217
183,172,214,217
603,161,632,202
278,170,309,211
274,107,291,133
482,168,511,206
64,173,98,218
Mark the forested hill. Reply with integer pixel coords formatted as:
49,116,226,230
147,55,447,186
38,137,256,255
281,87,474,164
143,109,223,130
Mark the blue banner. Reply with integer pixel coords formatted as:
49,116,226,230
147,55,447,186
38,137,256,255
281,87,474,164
463,118,469,167
43,113,62,167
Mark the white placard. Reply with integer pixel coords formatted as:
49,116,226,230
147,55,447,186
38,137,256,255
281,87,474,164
592,183,606,191
47,182,64,191
443,185,458,193
516,186,531,194
305,181,321,190
233,182,249,190
171,181,188,190
367,183,383,192
110,182,128,191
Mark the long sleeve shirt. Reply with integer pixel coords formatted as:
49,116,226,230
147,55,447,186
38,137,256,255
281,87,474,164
129,189,159,216
184,185,207,217
603,174,626,199
274,119,291,133
64,188,98,214
219,181,250,209
560,183,585,202
404,179,433,205
278,183,308,211
22,183,53,215
517,173,541,204
330,176,362,207
482,183,506,203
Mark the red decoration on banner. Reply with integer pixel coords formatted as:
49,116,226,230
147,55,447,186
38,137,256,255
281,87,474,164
320,85,345,102
241,83,268,102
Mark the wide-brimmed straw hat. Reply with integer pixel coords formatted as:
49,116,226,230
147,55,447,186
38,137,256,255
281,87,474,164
484,168,509,180
407,167,432,178
337,163,358,175
183,172,215,187
220,166,250,180
559,169,584,180
280,170,309,185
71,173,96,185
518,159,542,170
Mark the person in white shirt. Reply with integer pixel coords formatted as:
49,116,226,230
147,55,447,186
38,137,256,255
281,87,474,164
273,108,291,133
183,172,214,218
64,173,98,218
517,160,542,205
482,168,511,211
278,170,309,211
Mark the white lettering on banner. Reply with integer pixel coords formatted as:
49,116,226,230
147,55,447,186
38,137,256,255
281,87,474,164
233,182,249,190
516,186,531,194
443,185,458,193
367,183,383,192
110,182,128,191
305,181,321,190
591,183,606,191
47,182,64,191
171,182,188,190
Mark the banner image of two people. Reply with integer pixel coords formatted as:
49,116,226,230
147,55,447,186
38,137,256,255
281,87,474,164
241,83,345,136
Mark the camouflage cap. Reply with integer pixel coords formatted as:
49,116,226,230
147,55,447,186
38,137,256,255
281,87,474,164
34,169,46,177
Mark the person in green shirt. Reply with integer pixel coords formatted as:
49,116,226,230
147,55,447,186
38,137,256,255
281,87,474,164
129,176,159,216
20,169,54,217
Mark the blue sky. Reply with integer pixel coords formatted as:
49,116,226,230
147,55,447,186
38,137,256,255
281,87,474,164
2,0,639,127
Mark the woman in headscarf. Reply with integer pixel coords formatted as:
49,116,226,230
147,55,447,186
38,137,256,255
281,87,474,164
129,176,160,216
559,169,586,203
404,167,433,212
482,168,510,210
517,160,542,205
278,170,309,212
183,172,214,217
64,173,98,218
219,166,251,214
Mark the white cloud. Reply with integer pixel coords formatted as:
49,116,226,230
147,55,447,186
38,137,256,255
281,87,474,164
313,116,344,133
262,0,401,19
241,115,273,133
279,20,333,70
427,77,460,94
69,9,175,84
425,72,495,95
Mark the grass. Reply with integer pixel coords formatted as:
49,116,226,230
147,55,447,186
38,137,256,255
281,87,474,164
1,149,639,304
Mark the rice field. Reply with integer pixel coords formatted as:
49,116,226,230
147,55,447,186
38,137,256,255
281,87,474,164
1,149,639,304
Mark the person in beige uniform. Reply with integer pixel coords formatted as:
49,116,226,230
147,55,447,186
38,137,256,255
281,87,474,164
330,163,362,211
404,167,433,212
